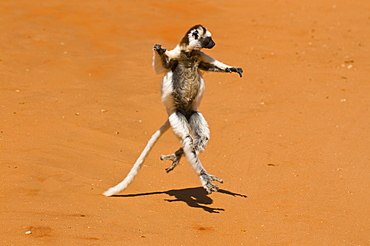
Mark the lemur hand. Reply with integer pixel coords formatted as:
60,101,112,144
153,44,166,55
227,67,243,77
225,67,243,77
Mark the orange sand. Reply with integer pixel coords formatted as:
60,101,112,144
1,0,369,245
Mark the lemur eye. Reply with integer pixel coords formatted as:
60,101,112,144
192,30,199,39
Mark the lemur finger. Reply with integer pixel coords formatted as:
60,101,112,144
153,44,161,50
237,68,243,77
232,67,243,77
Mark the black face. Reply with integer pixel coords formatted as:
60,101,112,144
202,36,215,49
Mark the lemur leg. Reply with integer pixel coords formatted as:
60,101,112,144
161,147,184,173
168,111,223,193
189,111,210,154
161,111,210,172
189,111,223,189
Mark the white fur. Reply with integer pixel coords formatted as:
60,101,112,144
200,52,230,70
168,113,205,175
161,72,176,114
153,52,167,74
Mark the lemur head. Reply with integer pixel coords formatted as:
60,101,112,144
179,25,215,52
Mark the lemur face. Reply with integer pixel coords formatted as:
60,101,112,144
201,35,215,49
180,25,216,51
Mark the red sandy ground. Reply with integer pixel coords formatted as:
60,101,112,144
1,0,369,245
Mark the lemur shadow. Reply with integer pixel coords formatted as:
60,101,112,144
112,187,247,213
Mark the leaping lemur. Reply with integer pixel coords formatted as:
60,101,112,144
103,24,243,196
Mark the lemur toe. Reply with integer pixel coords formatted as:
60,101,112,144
210,175,223,183
200,173,223,193
204,183,219,194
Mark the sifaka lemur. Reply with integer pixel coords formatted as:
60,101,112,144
103,24,243,196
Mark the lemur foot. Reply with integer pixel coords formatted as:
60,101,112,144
160,154,181,173
200,173,223,194
153,44,166,55
161,148,184,173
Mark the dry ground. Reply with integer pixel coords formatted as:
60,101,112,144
1,0,369,245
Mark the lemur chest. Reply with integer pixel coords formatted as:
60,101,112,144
171,54,202,109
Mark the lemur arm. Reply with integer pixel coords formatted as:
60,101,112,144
199,52,243,77
153,44,178,74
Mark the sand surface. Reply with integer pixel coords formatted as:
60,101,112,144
1,0,369,245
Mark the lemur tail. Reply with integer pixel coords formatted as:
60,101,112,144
103,121,170,196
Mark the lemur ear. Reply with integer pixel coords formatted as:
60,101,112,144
192,30,199,39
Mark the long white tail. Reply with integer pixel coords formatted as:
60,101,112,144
103,121,170,196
